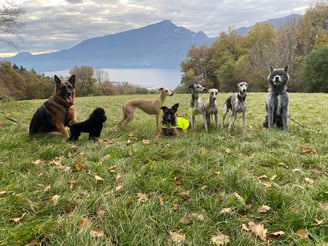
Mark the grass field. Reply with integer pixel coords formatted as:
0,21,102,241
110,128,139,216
0,92,327,245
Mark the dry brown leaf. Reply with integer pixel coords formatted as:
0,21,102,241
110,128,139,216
322,202,328,211
126,131,134,137
8,212,26,223
68,181,74,190
296,229,308,239
79,217,89,227
248,221,267,241
220,208,232,214
225,148,231,153
242,223,251,232
258,205,271,213
115,174,122,184
191,213,205,221
159,196,164,206
70,145,79,153
95,175,104,181
137,192,149,202
179,215,193,225
179,191,191,200
97,205,106,219
49,156,63,166
234,192,245,204
0,191,6,195
115,185,123,193
270,231,285,237
174,176,183,185
54,165,71,173
142,139,150,145
43,185,51,193
51,195,60,205
211,232,230,246
126,139,132,145
75,162,83,171
301,145,317,155
100,154,111,163
258,174,268,179
270,175,277,181
108,165,117,173
90,230,105,239
169,230,186,242
315,219,324,225
32,159,42,165
304,177,314,184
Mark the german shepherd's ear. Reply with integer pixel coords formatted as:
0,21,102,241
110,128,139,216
68,75,76,88
160,106,168,113
54,75,61,89
171,103,179,114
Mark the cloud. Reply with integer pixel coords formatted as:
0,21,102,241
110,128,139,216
0,0,316,55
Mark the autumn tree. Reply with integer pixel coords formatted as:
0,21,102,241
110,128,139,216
304,46,328,92
0,2,25,48
70,66,97,96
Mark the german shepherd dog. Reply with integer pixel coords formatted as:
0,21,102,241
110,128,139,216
158,103,190,137
67,107,107,142
29,75,76,138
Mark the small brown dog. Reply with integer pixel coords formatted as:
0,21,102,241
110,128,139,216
158,103,190,137
119,87,173,130
29,75,76,138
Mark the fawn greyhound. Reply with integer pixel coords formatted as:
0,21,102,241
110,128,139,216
119,87,174,130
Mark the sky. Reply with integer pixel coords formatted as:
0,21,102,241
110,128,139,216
0,0,319,57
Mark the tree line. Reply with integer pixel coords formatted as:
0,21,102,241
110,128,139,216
177,2,328,93
0,2,327,100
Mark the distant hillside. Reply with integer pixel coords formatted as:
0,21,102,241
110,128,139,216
236,14,302,35
2,15,302,72
3,20,215,72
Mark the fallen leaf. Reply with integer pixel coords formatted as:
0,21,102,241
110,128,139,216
90,230,105,239
100,154,111,163
191,212,205,221
234,192,245,204
95,175,104,181
32,159,42,165
115,185,123,193
43,185,51,193
296,229,308,239
51,195,60,205
179,191,191,200
225,148,231,154
179,215,193,225
248,221,267,241
315,219,324,225
304,177,314,184
220,208,232,214
80,217,89,227
242,223,251,232
258,174,268,179
159,196,164,206
137,192,149,202
270,175,277,181
0,191,6,195
126,132,134,137
258,205,271,213
115,174,122,184
54,164,71,173
108,165,117,173
211,232,230,246
49,156,63,166
142,139,150,145
174,176,183,185
97,205,106,219
70,145,79,153
301,145,317,155
8,213,26,223
75,162,83,171
270,231,285,237
126,139,132,145
169,231,186,242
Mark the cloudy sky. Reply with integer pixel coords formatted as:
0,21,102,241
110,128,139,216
1,0,318,57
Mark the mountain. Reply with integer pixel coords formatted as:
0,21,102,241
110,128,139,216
236,14,302,35
3,20,215,72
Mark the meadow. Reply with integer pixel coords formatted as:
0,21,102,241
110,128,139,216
0,92,327,245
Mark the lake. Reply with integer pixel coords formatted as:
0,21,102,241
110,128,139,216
43,68,182,89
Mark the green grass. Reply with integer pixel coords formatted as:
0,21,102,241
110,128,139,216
0,92,327,245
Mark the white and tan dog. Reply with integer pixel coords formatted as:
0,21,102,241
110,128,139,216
119,87,173,130
189,84,208,132
204,88,218,128
222,81,248,133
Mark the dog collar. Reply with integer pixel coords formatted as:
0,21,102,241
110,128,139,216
238,94,246,102
161,116,190,132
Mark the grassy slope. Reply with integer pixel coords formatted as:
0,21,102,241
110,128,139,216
0,93,327,245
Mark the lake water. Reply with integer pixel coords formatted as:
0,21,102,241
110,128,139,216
43,68,182,89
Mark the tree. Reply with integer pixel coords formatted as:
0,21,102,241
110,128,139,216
0,2,25,48
70,66,97,96
303,46,328,92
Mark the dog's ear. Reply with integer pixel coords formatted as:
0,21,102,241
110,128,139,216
160,106,168,112
188,84,194,89
54,75,61,89
68,75,76,88
284,65,288,73
171,103,179,113
270,67,274,72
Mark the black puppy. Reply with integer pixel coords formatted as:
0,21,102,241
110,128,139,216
67,107,107,142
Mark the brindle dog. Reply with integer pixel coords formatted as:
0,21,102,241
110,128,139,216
29,75,76,138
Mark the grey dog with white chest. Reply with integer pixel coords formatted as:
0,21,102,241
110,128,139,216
222,81,248,133
263,66,290,131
